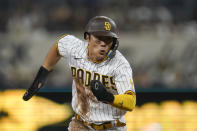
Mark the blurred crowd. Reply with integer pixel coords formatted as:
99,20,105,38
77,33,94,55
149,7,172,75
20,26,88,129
1,0,197,32
0,0,197,89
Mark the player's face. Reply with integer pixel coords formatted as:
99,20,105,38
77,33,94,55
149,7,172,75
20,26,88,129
87,34,113,62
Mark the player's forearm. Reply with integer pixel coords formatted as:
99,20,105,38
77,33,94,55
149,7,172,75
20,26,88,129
90,80,136,111
23,43,61,101
42,43,61,70
112,92,136,111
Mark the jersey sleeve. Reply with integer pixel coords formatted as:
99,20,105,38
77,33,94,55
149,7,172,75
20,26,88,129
114,63,135,94
57,35,82,58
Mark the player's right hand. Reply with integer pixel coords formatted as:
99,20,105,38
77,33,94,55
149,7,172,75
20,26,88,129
23,83,42,101
22,66,50,101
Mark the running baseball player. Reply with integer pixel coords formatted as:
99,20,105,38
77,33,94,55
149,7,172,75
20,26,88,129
23,16,136,131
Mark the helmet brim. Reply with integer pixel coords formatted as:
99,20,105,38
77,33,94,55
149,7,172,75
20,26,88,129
90,31,119,39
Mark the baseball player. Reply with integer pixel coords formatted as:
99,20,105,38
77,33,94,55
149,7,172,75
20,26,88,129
23,16,136,131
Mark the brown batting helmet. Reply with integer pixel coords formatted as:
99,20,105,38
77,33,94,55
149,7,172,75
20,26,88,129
84,16,119,39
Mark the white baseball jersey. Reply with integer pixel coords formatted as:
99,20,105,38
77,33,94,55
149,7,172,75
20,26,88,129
57,35,135,124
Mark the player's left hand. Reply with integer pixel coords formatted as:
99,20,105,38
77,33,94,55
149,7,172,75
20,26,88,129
90,80,114,103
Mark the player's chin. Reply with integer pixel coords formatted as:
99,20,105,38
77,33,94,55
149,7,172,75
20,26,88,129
97,54,106,61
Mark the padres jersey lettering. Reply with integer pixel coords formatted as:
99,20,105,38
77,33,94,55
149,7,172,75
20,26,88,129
70,66,116,90
57,35,135,124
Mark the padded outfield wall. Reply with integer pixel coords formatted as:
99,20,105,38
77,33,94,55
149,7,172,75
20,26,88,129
0,88,196,131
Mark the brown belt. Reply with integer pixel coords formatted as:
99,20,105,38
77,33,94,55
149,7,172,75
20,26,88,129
75,114,126,130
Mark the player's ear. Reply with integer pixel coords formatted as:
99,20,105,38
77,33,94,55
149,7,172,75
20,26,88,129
85,33,90,40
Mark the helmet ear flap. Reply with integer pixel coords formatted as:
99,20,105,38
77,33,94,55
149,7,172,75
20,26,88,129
108,38,119,59
111,38,117,49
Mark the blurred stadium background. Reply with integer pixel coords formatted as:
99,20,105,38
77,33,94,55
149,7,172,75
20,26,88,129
0,0,197,131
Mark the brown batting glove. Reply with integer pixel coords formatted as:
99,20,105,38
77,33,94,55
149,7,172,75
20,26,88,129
90,80,114,103
23,66,51,101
